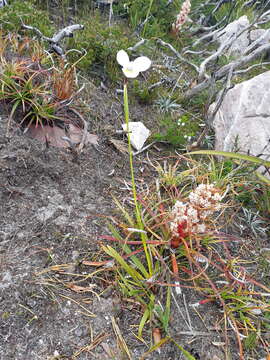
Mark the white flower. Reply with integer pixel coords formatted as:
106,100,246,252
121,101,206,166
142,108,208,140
116,50,151,78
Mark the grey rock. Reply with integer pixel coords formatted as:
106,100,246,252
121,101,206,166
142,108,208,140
250,28,270,47
214,16,270,57
210,71,270,175
214,15,250,56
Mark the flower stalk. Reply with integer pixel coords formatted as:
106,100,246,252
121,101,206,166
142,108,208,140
172,0,191,35
123,79,153,275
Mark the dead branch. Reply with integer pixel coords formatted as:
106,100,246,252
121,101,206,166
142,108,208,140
128,39,147,52
51,24,84,43
198,33,234,80
156,39,199,73
21,23,84,58
208,64,234,125
190,15,228,34
218,42,270,78
234,62,270,75
243,28,270,55
184,39,270,99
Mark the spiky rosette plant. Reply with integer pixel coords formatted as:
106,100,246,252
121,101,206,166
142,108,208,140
0,34,97,149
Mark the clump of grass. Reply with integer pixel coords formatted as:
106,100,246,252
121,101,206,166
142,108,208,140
101,155,270,358
113,0,176,39
0,33,88,145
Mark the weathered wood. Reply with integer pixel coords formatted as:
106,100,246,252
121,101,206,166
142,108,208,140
21,23,84,58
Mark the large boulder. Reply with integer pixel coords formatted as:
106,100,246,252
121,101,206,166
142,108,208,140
210,71,270,174
214,15,270,57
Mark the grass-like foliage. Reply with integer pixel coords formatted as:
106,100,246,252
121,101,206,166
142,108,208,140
0,33,89,146
102,156,270,358
114,0,177,38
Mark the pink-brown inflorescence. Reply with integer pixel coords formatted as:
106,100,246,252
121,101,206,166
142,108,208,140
172,0,191,35
170,184,222,247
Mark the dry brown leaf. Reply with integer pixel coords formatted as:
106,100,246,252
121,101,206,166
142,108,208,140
109,138,129,154
212,342,226,347
66,283,96,293
82,260,112,267
153,328,162,345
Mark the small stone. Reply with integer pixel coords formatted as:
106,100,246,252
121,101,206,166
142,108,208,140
122,122,150,151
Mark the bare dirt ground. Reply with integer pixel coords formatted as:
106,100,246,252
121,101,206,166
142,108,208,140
0,84,249,360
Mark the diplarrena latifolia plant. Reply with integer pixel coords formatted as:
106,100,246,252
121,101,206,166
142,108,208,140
116,49,152,272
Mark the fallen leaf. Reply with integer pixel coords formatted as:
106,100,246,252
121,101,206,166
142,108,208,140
82,260,115,267
212,342,226,347
153,328,162,345
66,283,96,293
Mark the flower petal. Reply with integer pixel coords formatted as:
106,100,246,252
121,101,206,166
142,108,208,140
122,66,139,78
116,50,130,67
133,56,151,72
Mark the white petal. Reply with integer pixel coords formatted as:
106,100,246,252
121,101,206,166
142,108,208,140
133,56,151,72
116,50,130,67
122,66,139,78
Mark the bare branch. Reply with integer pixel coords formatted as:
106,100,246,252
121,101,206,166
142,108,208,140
51,24,84,44
184,78,211,98
21,22,84,59
243,28,270,55
191,15,228,34
234,62,270,75
198,34,234,80
0,0,7,7
128,39,147,52
208,64,234,125
21,24,51,42
156,39,199,73
22,23,84,45
189,28,221,48
217,42,270,79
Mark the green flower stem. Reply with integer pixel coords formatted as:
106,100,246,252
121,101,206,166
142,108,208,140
142,0,154,37
123,79,152,275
